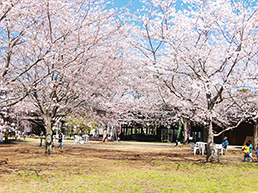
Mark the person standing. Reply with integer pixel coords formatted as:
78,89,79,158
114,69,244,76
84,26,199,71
0,123,3,142
242,141,250,162
222,137,229,149
58,131,63,148
221,136,229,155
39,131,44,147
248,140,253,162
255,143,258,162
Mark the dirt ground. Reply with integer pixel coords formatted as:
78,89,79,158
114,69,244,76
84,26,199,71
0,140,245,170
0,140,256,193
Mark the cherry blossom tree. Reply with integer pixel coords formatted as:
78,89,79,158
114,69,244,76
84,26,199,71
8,0,126,153
0,0,50,113
130,0,258,161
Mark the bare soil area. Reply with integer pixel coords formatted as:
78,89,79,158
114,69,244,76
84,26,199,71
0,140,255,193
0,140,244,170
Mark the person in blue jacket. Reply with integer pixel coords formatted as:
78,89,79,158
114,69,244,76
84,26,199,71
222,137,229,149
255,143,258,162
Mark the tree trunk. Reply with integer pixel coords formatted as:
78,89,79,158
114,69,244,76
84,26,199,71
154,119,159,135
4,129,8,143
43,115,53,154
253,120,258,149
103,125,107,142
206,116,215,162
182,118,188,144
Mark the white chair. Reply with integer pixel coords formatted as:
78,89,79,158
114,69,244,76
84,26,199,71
190,143,198,155
191,142,205,155
82,134,89,143
214,144,224,156
74,135,80,144
196,142,206,155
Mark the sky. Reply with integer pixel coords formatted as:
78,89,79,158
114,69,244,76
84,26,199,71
111,0,257,12
112,0,143,10
110,0,192,13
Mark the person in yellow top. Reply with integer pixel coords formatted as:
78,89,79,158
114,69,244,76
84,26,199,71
242,141,250,162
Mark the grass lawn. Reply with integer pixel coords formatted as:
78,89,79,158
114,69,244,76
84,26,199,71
0,141,257,193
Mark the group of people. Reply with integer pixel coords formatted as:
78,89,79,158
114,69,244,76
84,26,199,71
242,140,258,162
221,136,258,162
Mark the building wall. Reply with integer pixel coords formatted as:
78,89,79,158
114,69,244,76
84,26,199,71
214,122,255,145
120,121,258,145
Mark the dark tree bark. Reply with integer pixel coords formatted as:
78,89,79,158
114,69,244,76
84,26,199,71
253,120,257,149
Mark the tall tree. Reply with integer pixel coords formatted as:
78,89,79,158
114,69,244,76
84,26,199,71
130,0,258,161
12,0,126,152
0,0,52,109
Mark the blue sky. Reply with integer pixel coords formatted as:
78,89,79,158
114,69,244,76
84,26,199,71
112,0,143,10
111,0,191,13
111,0,257,12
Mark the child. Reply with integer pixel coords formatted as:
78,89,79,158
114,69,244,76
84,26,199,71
222,137,229,149
242,141,250,162
222,137,229,154
256,143,258,162
248,140,253,162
